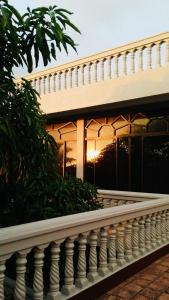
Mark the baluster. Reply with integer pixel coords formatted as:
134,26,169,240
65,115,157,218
0,259,6,300
33,246,45,300
147,45,152,69
166,39,169,64
124,221,132,262
166,210,169,240
38,77,41,95
33,79,36,90
156,42,161,67
138,48,143,72
113,200,118,206
108,56,112,79
48,74,51,93
14,251,29,300
63,70,67,89
98,228,108,276
87,63,91,84
108,225,117,270
75,67,78,87
94,61,98,82
69,69,73,88
114,55,118,78
58,72,61,90
81,65,85,85
53,73,57,92
161,211,167,243
145,215,151,251
43,76,46,94
117,223,125,265
130,50,135,74
156,212,162,245
110,199,114,207
48,242,61,299
87,230,98,282
30,80,33,89
151,214,157,248
101,59,104,81
122,52,127,76
132,218,140,258
62,237,75,295
139,217,146,254
75,233,88,288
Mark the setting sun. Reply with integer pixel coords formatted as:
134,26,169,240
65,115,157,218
87,149,100,161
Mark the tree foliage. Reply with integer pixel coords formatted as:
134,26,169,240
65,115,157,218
0,0,80,74
0,1,102,227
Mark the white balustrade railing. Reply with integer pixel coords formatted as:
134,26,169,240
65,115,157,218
1,197,169,299
16,31,169,95
97,189,169,207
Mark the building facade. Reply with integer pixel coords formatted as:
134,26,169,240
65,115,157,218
17,31,169,194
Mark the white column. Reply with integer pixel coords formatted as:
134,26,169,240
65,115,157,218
48,74,51,93
132,218,139,258
58,72,61,90
62,237,75,296
122,52,127,76
147,45,152,69
69,69,73,88
130,50,135,73
75,233,88,288
98,228,108,276
43,76,46,94
108,225,117,270
124,221,132,262
156,212,162,245
101,59,104,81
94,61,98,82
53,73,57,92
139,217,146,254
114,55,118,78
48,242,62,299
156,43,161,67
81,65,85,85
76,120,85,180
138,48,143,72
14,250,29,300
87,63,91,84
87,230,98,282
117,223,125,265
64,71,67,89
0,260,6,300
108,56,112,79
145,215,151,251
161,211,167,243
75,67,78,87
166,40,169,64
38,78,41,95
151,214,157,248
33,246,45,300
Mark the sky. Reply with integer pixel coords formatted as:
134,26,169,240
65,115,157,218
10,0,169,77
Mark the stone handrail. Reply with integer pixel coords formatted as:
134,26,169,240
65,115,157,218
1,197,169,299
98,189,169,207
16,31,169,96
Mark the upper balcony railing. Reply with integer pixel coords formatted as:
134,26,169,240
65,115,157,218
1,195,169,300
16,31,169,96
98,190,169,207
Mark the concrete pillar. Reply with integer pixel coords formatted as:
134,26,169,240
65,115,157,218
76,119,85,180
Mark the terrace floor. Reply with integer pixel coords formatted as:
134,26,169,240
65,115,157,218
96,253,169,300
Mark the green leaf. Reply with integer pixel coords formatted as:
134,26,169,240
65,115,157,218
5,3,24,25
64,19,81,34
51,42,56,59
